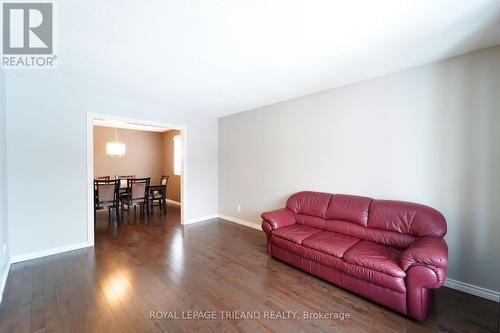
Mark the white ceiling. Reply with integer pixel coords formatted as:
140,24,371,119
31,1,500,116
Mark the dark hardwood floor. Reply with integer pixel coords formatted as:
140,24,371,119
0,205,498,333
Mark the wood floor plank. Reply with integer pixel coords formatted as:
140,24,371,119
0,206,497,333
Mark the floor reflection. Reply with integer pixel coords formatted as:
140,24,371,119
103,272,130,306
169,229,185,276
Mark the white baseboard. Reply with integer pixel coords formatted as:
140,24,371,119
218,214,262,230
184,214,219,225
166,199,181,206
0,259,12,304
445,278,499,302
10,242,92,264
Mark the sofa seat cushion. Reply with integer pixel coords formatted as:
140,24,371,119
302,231,360,258
270,236,406,292
271,224,322,244
343,240,405,278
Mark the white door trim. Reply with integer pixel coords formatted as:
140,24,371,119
86,112,188,246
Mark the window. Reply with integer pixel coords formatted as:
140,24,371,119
173,135,182,175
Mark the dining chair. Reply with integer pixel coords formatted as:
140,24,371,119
94,176,110,202
114,175,136,188
121,177,150,223
94,179,120,226
150,175,169,214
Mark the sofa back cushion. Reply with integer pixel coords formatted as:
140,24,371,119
286,191,332,219
326,194,372,227
285,191,446,250
368,200,447,237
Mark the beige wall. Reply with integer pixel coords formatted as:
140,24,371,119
93,126,164,183
162,130,181,202
219,45,500,293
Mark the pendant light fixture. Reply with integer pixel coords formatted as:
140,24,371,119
106,127,126,157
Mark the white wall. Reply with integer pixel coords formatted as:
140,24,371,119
5,74,218,259
219,45,500,293
0,71,9,292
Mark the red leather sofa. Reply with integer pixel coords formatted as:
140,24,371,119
261,191,448,321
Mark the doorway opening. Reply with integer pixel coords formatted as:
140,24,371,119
86,113,187,245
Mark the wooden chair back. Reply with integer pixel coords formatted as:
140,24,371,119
126,177,150,201
115,175,136,188
94,179,119,207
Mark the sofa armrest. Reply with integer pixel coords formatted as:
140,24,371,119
400,236,448,271
261,208,296,230
406,265,447,320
